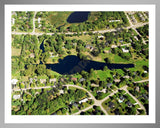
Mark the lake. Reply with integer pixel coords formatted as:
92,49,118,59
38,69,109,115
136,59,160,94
67,12,90,23
46,55,134,75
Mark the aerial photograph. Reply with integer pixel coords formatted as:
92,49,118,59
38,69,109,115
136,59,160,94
11,11,149,115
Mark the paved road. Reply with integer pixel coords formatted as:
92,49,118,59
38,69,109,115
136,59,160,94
31,11,37,34
122,86,147,114
125,12,133,27
11,22,148,36
134,79,149,83
124,12,147,44
12,79,148,115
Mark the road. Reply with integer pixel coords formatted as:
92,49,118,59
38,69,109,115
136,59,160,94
12,79,148,115
122,86,147,114
11,13,148,115
134,79,149,83
124,12,133,27
124,12,146,44
11,22,148,36
31,11,37,34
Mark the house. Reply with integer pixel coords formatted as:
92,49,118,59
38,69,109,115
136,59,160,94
91,83,99,87
79,78,86,83
11,79,18,85
71,77,77,82
73,103,78,107
114,109,120,115
38,24,41,28
142,94,148,99
29,78,33,84
79,98,88,104
107,83,112,88
11,18,15,25
13,95,21,100
135,86,140,92
126,101,132,107
109,20,120,23
114,79,120,83
98,35,104,39
138,13,145,21
97,89,106,94
105,42,109,46
123,76,130,79
49,52,58,58
103,50,110,54
29,53,35,58
59,90,64,94
109,102,115,108
38,17,41,23
40,79,46,84
111,45,117,48
119,40,123,43
122,48,129,53
49,78,56,83
131,15,137,23
85,44,94,51
118,95,125,103
134,36,138,41
144,71,148,73
12,11,17,16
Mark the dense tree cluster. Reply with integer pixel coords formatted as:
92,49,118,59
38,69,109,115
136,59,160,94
12,11,34,32
12,88,87,115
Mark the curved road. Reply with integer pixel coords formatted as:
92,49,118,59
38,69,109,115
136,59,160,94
12,81,148,115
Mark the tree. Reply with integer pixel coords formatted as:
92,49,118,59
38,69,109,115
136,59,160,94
36,64,46,75
103,66,108,71
104,58,111,63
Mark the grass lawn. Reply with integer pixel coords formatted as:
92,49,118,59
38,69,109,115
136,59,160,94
125,93,137,104
12,47,21,56
65,34,92,42
48,12,72,26
91,70,112,81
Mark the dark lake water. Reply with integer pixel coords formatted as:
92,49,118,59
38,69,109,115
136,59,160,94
67,12,90,23
46,55,134,75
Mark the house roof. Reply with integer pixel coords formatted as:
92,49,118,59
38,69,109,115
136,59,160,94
79,78,86,82
119,95,124,100
107,83,112,87
49,78,56,83
40,79,46,84
126,101,132,107
11,79,18,85
109,102,115,108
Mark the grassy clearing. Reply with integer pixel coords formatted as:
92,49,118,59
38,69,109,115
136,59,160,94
48,12,72,26
65,35,92,42
12,47,21,56
125,93,137,104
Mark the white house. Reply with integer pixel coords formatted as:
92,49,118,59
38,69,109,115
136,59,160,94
109,20,120,22
122,48,129,53
98,35,104,38
11,18,15,25
13,95,21,100
38,17,41,23
79,98,88,104
59,90,64,94
11,79,18,85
